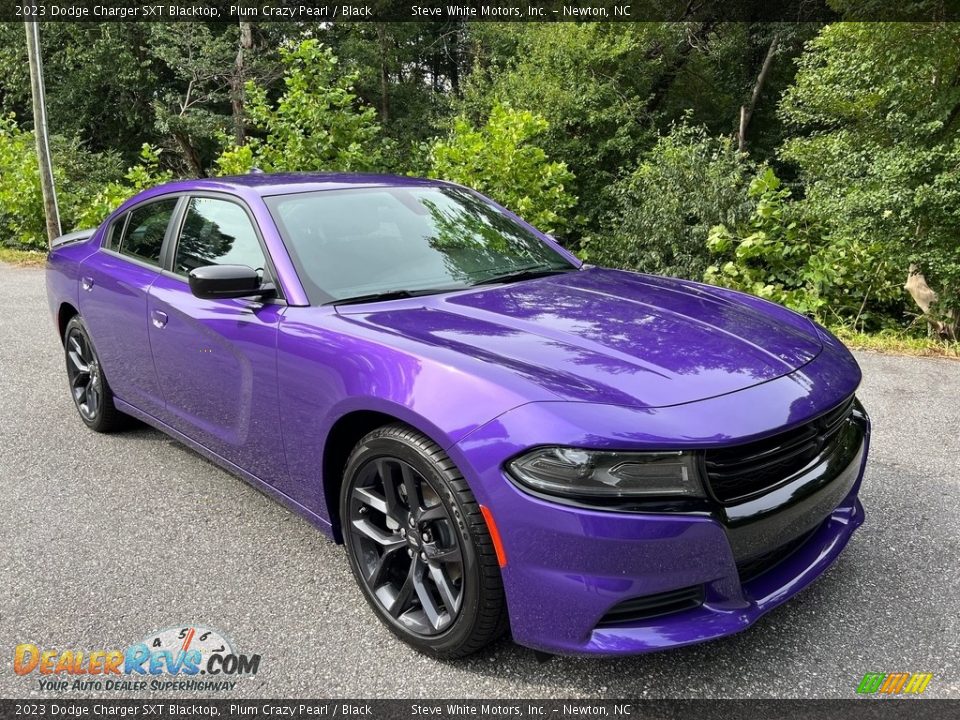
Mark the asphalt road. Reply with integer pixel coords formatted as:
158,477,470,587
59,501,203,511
1,263,958,700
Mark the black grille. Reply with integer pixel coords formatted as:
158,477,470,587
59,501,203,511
736,525,819,582
704,396,856,504
597,585,705,627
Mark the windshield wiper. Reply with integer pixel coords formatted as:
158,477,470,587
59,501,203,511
472,266,575,286
331,286,464,306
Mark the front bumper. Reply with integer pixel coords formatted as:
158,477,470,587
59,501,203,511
449,346,869,655
483,445,866,656
501,480,864,656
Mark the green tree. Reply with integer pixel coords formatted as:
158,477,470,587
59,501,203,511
779,22,960,337
215,39,383,175
583,121,755,279
461,24,678,238
0,23,158,161
427,104,575,234
460,22,812,243
148,23,241,176
320,22,463,170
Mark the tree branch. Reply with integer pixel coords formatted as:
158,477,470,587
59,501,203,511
738,33,779,153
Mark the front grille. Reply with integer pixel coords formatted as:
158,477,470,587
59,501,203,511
596,585,705,627
736,525,820,582
704,396,856,504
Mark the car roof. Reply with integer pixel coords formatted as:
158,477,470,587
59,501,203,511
150,172,445,198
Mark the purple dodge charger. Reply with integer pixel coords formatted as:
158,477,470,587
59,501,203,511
46,174,869,658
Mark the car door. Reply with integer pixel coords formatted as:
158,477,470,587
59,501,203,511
146,194,287,484
78,196,181,416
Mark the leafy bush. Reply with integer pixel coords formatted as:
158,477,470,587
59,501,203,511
582,122,755,279
215,40,382,175
705,168,902,327
72,144,173,229
778,22,960,332
460,24,687,239
0,114,129,248
0,114,48,249
427,104,575,234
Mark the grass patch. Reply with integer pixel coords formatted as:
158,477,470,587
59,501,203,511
0,247,46,267
832,327,960,359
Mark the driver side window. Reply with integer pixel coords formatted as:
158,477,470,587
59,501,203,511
174,197,267,277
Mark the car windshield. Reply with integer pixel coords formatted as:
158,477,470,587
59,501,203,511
264,186,575,304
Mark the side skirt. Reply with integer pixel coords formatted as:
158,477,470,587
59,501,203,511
115,398,337,542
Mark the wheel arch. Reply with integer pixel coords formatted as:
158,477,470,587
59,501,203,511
321,407,455,543
57,302,79,343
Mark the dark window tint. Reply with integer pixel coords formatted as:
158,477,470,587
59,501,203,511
119,198,178,266
104,213,127,250
174,198,267,276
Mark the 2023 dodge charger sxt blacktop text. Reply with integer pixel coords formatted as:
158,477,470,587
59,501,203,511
46,174,869,658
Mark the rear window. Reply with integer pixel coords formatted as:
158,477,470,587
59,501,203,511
104,214,127,251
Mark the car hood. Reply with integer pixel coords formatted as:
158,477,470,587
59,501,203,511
338,268,823,408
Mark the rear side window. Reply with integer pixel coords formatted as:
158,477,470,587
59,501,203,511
104,214,127,250
173,198,267,276
118,198,178,266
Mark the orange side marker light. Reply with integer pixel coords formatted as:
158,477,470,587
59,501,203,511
480,505,507,568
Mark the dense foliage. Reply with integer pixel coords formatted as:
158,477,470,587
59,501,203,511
216,40,383,175
0,112,175,250
780,23,960,335
583,121,755,280
704,168,900,324
1,20,957,339
427,104,575,234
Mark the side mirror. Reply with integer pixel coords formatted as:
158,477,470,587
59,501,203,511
188,265,274,300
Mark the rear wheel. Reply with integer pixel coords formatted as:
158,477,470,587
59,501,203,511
63,315,128,433
341,423,508,658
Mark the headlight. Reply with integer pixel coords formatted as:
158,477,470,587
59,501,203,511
506,447,704,498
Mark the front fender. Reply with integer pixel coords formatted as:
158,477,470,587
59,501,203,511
275,307,548,521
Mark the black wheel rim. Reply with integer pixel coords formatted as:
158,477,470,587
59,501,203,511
348,458,465,637
66,328,102,421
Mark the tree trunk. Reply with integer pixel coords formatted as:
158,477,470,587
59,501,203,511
738,34,779,153
376,24,390,124
449,25,461,96
174,131,205,178
905,264,957,341
231,21,253,146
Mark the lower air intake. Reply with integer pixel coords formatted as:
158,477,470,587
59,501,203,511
597,585,705,627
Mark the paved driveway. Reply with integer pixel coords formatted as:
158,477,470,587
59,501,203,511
1,263,957,699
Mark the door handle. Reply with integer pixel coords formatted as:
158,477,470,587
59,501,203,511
81,276,94,291
151,310,168,329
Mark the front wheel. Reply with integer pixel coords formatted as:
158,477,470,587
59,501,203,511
63,315,128,433
340,424,508,658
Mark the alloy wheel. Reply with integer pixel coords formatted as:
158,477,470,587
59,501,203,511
66,327,102,421
347,457,464,636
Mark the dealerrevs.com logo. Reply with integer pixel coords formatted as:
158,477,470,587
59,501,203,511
13,626,260,693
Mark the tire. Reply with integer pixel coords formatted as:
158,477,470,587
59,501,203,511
63,315,129,433
340,423,508,658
